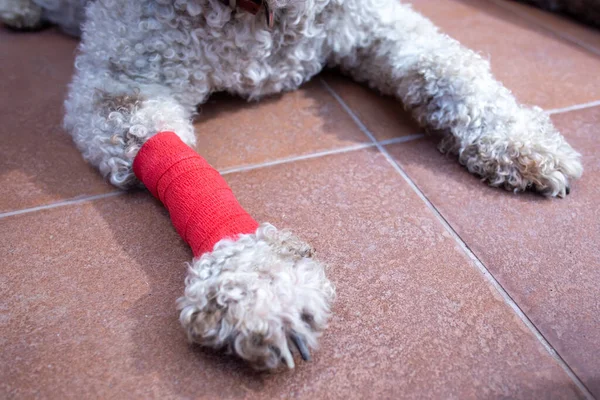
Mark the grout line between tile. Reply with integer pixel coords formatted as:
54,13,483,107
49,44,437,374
218,142,376,175
320,77,595,400
546,100,600,115
487,0,600,57
0,137,427,219
378,134,426,146
0,191,125,219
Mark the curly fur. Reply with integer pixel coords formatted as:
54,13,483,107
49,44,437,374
0,0,586,369
329,5,582,196
178,223,335,370
64,83,196,187
0,0,43,28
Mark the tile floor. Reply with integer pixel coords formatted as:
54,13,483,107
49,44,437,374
1,0,599,399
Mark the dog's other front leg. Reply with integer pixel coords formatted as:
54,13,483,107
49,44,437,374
330,0,582,197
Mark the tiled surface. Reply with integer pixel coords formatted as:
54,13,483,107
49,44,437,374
194,82,374,170
2,1,600,399
493,0,600,55
0,152,583,399
321,72,421,141
0,29,114,214
386,107,600,396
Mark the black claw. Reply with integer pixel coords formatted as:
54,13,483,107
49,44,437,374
566,186,571,195
290,332,311,361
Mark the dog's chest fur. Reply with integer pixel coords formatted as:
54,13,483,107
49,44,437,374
79,0,362,104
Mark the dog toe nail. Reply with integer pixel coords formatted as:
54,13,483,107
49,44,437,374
290,332,311,361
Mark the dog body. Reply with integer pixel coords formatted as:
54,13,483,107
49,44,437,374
0,0,585,369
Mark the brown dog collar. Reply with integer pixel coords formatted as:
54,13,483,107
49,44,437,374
219,0,274,28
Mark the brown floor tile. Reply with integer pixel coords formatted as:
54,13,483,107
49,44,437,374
0,29,114,214
321,73,422,141
386,106,600,396
194,79,373,170
1,150,583,399
406,0,600,109
493,0,600,55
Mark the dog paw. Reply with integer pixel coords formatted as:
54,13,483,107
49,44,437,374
451,108,583,198
178,224,335,370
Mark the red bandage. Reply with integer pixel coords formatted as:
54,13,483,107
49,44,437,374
133,131,259,257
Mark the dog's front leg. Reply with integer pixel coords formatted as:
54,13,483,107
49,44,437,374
65,67,334,370
331,1,582,197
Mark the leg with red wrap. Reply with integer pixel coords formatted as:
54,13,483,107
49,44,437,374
133,132,335,370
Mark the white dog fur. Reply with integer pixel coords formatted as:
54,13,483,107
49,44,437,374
179,223,335,369
0,0,583,369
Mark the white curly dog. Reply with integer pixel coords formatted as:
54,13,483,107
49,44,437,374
1,0,583,370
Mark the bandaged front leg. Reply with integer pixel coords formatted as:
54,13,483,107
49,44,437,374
133,132,335,370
